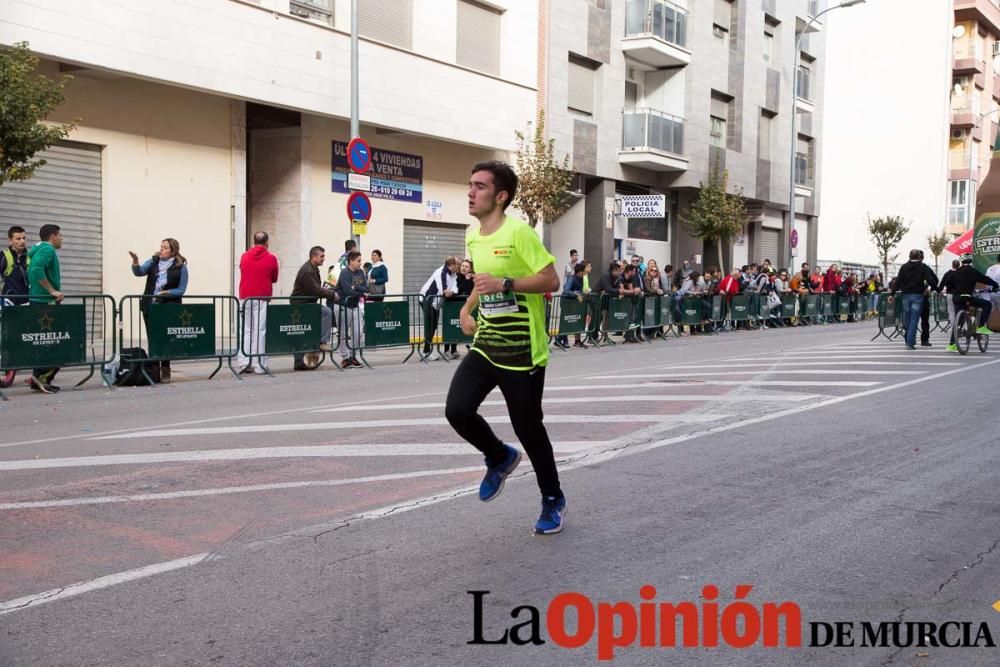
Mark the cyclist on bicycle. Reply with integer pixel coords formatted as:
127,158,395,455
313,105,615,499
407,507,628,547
951,254,998,339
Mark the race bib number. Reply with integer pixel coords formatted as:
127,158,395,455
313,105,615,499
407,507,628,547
480,290,519,316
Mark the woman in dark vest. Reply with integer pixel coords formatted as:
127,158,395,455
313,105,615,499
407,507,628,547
129,238,189,383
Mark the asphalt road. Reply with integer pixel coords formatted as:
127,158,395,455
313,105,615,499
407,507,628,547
2,322,999,666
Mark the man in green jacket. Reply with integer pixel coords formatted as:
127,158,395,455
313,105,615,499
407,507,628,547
27,224,64,393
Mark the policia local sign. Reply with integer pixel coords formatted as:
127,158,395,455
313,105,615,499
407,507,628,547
1,304,86,367
619,195,666,218
148,304,215,358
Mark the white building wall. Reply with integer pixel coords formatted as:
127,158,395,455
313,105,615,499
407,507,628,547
1,0,537,151
819,0,951,265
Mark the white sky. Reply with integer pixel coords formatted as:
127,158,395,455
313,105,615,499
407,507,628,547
819,0,952,266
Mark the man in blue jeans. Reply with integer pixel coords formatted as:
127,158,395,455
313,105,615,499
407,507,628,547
893,249,938,350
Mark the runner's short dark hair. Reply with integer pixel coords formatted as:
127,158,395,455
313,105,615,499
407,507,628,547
347,250,362,262
472,161,518,211
7,225,25,239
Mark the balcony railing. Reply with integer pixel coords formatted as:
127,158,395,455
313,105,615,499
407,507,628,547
625,0,688,48
622,108,685,155
794,153,813,188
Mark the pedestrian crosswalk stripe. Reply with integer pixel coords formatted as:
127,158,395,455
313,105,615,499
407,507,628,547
0,442,611,472
92,414,732,440
316,394,819,412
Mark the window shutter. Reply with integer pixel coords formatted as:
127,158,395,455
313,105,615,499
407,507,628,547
457,0,501,75
358,0,412,49
568,57,595,115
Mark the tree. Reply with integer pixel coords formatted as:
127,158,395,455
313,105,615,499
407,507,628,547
926,229,949,275
0,42,77,186
867,214,910,279
680,169,747,275
513,115,573,230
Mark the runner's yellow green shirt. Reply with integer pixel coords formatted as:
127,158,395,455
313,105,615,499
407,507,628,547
466,216,556,371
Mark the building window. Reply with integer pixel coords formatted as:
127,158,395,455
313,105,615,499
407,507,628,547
568,54,598,116
457,0,501,75
358,0,413,49
796,62,812,101
949,180,970,226
710,91,733,149
710,116,726,148
758,111,774,161
290,0,333,24
795,136,814,187
763,30,775,63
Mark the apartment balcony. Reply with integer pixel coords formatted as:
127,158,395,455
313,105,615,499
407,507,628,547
954,0,1000,28
619,109,689,172
951,109,976,129
622,0,692,70
954,57,985,74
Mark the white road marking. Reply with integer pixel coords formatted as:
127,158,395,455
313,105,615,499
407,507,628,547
314,394,820,412
726,354,958,360
664,361,960,368
91,414,730,440
0,553,215,616
0,466,487,511
588,370,924,379
545,381,880,389
0,442,607,472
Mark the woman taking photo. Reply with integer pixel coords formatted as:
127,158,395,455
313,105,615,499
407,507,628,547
130,238,189,383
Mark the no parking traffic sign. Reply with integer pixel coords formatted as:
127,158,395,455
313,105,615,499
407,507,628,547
347,190,372,225
347,137,371,174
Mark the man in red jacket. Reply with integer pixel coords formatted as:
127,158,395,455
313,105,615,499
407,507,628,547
237,231,279,374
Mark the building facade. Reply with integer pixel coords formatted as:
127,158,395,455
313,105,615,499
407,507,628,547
0,0,829,302
0,0,539,298
949,0,1000,236
545,0,826,275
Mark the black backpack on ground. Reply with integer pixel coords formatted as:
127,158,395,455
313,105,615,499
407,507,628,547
114,347,161,386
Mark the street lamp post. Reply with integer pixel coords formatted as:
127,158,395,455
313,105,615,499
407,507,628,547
786,0,865,269
966,108,1000,230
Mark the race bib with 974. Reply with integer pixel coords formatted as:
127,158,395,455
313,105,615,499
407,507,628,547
480,290,519,316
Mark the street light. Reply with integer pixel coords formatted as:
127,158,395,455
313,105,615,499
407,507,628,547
786,0,865,269
966,108,1000,230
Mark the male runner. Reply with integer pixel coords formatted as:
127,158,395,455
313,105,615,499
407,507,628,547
445,161,565,534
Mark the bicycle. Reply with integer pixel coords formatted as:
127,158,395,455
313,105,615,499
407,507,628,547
954,293,992,355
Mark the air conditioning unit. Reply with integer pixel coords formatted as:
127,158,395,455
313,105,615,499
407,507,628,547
952,129,967,140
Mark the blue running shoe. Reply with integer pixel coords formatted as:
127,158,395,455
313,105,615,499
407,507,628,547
534,495,567,535
479,444,521,502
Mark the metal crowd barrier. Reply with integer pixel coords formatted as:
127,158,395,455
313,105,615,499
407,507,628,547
338,293,425,367
118,294,240,383
240,296,333,375
0,294,117,399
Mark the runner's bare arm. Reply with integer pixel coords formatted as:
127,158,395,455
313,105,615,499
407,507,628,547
472,264,559,295
460,287,480,335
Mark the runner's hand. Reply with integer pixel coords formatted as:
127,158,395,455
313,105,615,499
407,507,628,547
473,273,504,294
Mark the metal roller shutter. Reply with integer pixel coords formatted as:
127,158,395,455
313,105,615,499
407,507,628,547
402,220,468,294
358,0,412,49
0,141,103,295
457,0,500,75
759,228,780,265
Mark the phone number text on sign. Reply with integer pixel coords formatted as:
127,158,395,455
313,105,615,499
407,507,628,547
332,141,423,203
